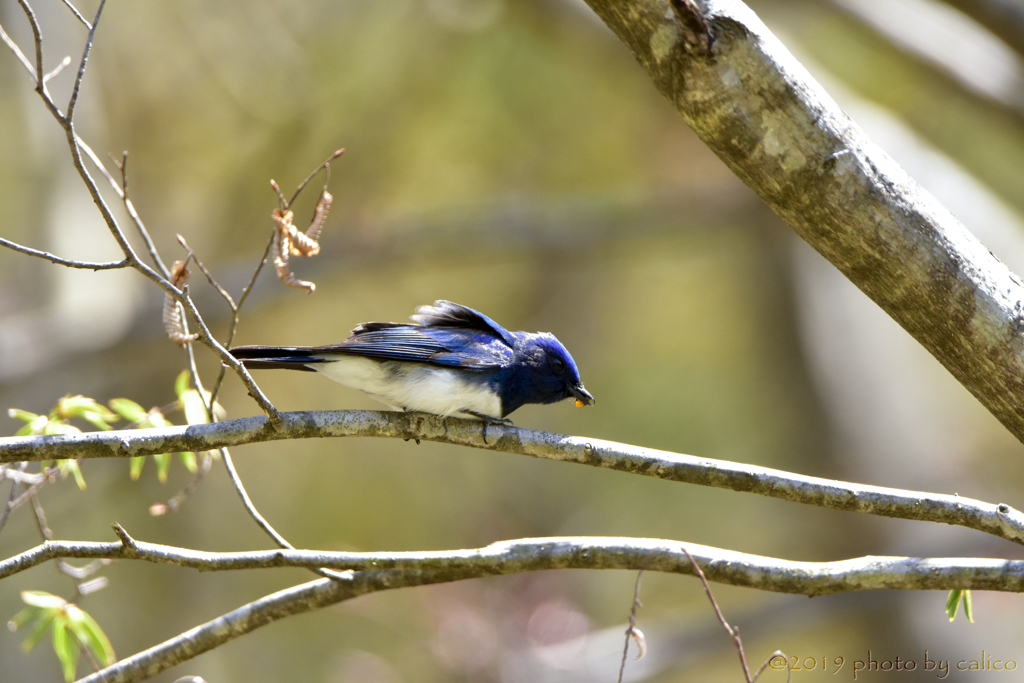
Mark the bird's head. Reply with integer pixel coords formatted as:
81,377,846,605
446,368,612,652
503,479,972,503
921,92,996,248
516,333,594,409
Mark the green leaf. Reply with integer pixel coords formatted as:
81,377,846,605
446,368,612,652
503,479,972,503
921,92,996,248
180,389,210,426
946,590,973,622
174,370,191,401
175,373,225,425
55,459,87,490
154,452,171,483
179,450,198,473
56,395,119,431
66,604,115,666
9,606,37,630
52,616,79,682
129,455,146,480
13,413,49,436
145,408,174,429
20,609,55,652
43,422,81,436
21,591,69,610
945,590,960,621
108,398,148,424
12,593,66,654
8,408,41,423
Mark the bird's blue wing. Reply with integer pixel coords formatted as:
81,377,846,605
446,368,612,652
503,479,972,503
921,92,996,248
409,301,518,347
314,323,512,369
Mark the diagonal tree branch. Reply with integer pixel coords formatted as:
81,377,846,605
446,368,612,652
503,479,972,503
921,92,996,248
0,236,130,270
580,0,1024,445
3,410,1023,545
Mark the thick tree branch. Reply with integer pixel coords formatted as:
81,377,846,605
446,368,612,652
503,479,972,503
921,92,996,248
581,0,1024,444
3,410,1023,545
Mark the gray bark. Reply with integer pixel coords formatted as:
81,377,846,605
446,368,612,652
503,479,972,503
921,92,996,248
582,0,1024,443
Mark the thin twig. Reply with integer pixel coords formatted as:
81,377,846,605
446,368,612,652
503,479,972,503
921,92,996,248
162,453,213,513
176,235,237,310
30,492,53,542
0,21,34,73
617,570,645,683
176,288,281,426
116,152,171,279
0,462,28,535
3,18,121,194
184,342,329,578
0,237,130,270
681,545,753,681
13,0,281,428
31,490,109,601
42,55,70,83
58,0,92,29
77,136,123,198
208,231,276,404
285,148,344,209
16,0,45,92
220,451,290,548
65,0,106,123
220,450,351,581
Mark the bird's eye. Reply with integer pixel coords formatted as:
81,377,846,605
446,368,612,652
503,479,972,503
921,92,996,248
552,358,565,373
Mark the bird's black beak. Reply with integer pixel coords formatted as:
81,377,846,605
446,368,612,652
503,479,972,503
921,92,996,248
569,382,594,407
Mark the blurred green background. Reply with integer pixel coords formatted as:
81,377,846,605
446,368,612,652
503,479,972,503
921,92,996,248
3,0,1024,681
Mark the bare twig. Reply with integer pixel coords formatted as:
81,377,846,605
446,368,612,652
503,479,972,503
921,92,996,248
58,0,92,30
219,450,351,581
0,237,130,270
176,235,237,310
76,136,123,198
160,453,213,513
617,571,645,683
284,148,344,209
64,0,105,123
208,231,276,404
0,462,29,534
115,152,171,279
10,0,282,427
0,21,34,73
42,55,70,83
681,545,754,680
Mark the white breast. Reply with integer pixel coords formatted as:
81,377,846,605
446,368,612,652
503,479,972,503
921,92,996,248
312,356,502,419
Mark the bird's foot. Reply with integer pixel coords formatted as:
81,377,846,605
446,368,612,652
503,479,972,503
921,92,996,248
460,410,513,444
401,407,421,444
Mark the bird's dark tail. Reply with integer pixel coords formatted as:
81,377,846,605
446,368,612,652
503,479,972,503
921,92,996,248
229,345,327,372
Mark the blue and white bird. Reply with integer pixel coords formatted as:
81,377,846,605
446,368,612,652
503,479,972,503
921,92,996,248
230,301,594,425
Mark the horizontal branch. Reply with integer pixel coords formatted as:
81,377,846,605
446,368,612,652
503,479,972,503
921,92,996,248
3,410,1024,546
581,0,1024,444
8,531,1022,595
46,530,1024,682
